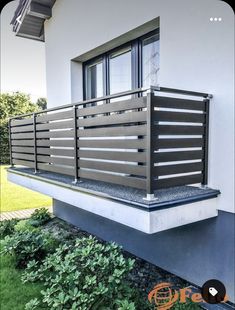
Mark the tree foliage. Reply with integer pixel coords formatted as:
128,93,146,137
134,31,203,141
36,97,47,110
0,92,41,164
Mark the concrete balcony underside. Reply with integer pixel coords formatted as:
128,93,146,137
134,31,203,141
8,167,220,234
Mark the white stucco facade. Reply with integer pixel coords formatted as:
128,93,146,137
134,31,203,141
43,0,234,214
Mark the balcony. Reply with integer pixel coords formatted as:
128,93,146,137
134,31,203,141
7,86,220,233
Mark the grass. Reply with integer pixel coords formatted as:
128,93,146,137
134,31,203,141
0,165,51,212
0,252,43,310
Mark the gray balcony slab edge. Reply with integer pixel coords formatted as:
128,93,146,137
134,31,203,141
7,167,220,212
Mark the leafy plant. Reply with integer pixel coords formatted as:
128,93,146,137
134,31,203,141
28,208,51,227
1,230,57,268
14,219,36,233
36,97,47,110
22,236,146,309
116,299,136,310
25,298,40,310
0,219,18,239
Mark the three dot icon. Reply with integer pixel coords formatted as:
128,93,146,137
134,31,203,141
210,17,222,21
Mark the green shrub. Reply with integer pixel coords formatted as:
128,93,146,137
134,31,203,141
116,300,136,310
1,230,57,268
22,236,147,310
0,219,18,239
14,220,36,233
25,298,40,310
28,208,51,227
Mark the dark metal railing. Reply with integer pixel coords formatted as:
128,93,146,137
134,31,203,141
9,86,211,200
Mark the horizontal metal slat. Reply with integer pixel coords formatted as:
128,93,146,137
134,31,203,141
153,125,204,136
78,150,146,163
36,120,73,131
154,162,203,176
154,150,203,162
11,132,34,139
154,173,203,189
36,110,73,123
78,159,146,177
153,96,206,111
77,97,147,117
77,138,146,149
12,159,35,168
77,125,147,137
154,111,205,123
11,140,34,146
12,146,34,154
78,111,147,128
37,155,74,166
78,169,146,190
12,153,34,161
37,139,74,147
36,130,74,139
154,138,203,149
11,117,33,127
11,125,33,133
36,148,74,157
37,163,74,176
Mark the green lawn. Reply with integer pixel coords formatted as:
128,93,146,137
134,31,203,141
0,252,43,310
0,166,51,212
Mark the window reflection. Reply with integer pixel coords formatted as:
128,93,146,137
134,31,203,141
86,60,103,99
142,34,160,88
109,47,132,95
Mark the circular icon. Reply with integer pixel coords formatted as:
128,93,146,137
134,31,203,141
148,283,179,310
201,279,226,304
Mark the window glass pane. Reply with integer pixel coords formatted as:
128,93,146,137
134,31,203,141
86,60,103,99
142,34,160,88
109,47,132,95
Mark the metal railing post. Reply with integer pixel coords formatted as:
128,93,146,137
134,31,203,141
202,98,210,187
33,113,38,174
144,87,157,201
8,118,14,167
72,105,79,184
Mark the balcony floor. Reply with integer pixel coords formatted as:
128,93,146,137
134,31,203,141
8,167,220,211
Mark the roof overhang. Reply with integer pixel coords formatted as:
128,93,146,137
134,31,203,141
11,0,56,42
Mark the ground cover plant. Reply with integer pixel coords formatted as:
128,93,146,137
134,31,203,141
1,229,58,268
0,215,200,310
1,209,54,268
0,218,18,239
22,236,151,309
28,207,52,227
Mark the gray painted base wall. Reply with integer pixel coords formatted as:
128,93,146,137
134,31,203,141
53,199,235,303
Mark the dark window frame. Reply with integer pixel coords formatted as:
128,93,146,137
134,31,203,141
83,28,159,100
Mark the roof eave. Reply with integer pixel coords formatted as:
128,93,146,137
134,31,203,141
11,0,56,42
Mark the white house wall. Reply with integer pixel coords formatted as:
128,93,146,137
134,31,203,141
44,0,234,214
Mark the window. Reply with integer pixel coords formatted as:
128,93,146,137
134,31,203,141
109,47,132,94
85,59,104,99
83,29,159,100
142,33,160,88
